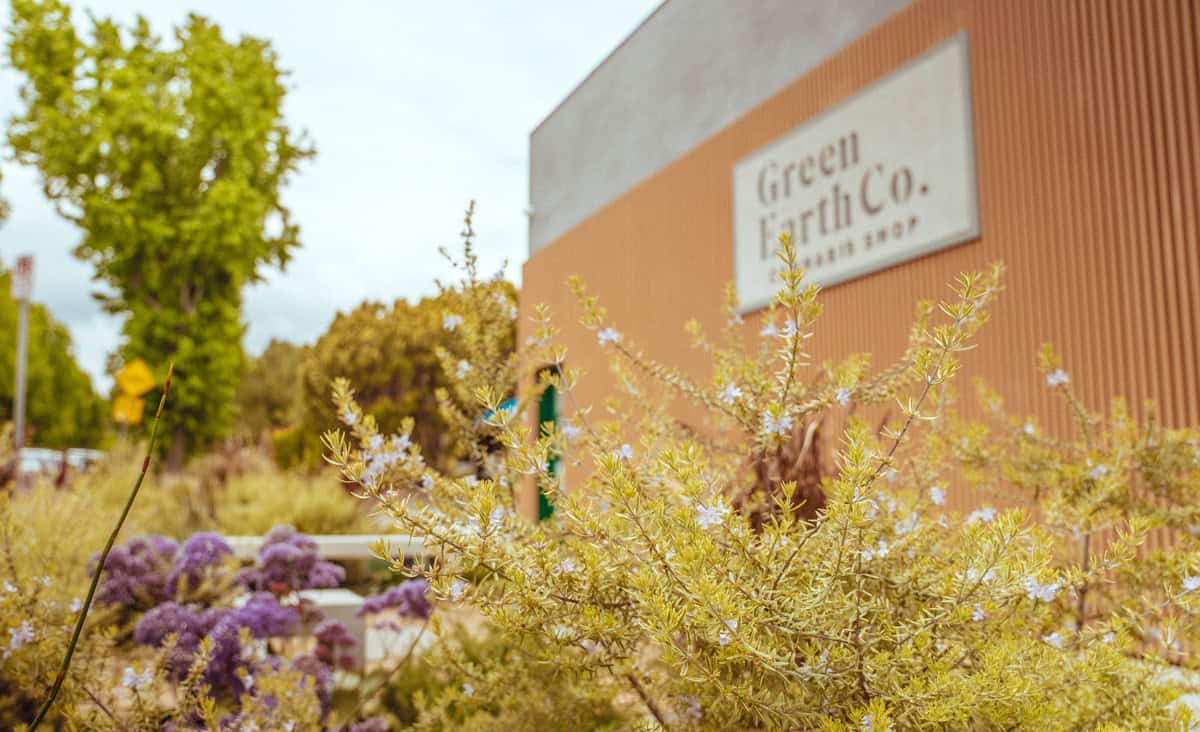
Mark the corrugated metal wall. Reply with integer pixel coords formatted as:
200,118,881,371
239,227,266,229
519,0,1200,516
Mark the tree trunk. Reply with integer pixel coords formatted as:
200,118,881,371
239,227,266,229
167,427,186,472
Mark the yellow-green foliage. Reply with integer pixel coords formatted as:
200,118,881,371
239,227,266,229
211,468,373,536
0,458,333,729
0,479,114,728
68,648,325,731
356,616,625,730
326,229,1200,730
948,356,1200,665
60,441,372,539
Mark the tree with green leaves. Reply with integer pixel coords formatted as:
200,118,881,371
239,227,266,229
235,338,306,441
6,0,314,466
288,277,517,471
0,261,105,449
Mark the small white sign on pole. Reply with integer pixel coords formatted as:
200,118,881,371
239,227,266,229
732,33,980,312
11,254,33,302
11,254,33,452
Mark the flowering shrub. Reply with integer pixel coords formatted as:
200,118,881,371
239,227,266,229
947,353,1200,663
359,578,433,621
0,506,383,728
324,227,1200,729
237,524,345,594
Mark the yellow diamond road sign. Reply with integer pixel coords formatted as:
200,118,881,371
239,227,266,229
115,359,156,397
112,392,146,425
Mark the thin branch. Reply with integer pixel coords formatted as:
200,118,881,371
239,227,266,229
31,363,174,730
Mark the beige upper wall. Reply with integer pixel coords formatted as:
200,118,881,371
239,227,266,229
528,0,912,255
520,0,1200,524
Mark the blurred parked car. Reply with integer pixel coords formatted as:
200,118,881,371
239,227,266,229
17,447,104,480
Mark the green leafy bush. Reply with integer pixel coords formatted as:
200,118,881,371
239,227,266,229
324,228,1200,730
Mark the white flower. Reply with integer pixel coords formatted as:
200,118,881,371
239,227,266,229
835,387,851,407
720,383,743,405
861,714,892,731
619,443,634,460
929,485,946,506
972,604,986,622
1046,368,1071,387
759,322,778,338
368,433,384,450
340,407,358,426
1043,631,1065,649
580,639,604,655
1101,631,1116,644
762,412,793,436
680,695,702,721
420,474,434,490
37,576,50,586
450,580,468,601
597,327,621,346
556,558,578,574
442,313,464,331
455,360,471,379
1024,576,1060,603
283,723,295,732
2,581,15,593
508,305,519,321
561,423,583,440
718,619,737,647
242,722,259,732
1089,463,1109,480
1183,576,1200,593
966,506,997,524
462,682,474,697
861,540,890,561
695,501,730,529
7,620,34,656
488,507,506,529
885,468,898,483
894,513,919,536
1023,422,1036,435
966,567,996,584
780,319,798,339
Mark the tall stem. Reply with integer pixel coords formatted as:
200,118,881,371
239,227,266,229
30,364,173,730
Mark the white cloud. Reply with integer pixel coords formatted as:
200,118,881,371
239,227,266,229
0,0,658,391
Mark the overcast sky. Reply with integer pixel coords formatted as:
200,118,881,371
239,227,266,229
0,1,658,390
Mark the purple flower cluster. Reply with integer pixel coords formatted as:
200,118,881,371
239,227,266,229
233,592,301,638
112,527,351,709
134,593,299,693
168,532,234,593
313,619,358,671
291,652,333,710
238,526,345,595
95,535,179,609
358,578,432,620
134,602,220,674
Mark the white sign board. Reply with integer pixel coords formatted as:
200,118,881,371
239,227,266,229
733,33,979,312
11,254,33,302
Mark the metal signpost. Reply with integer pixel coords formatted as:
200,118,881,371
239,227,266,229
11,254,33,451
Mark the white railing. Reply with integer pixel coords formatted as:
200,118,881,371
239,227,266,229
230,533,427,669
226,533,425,561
